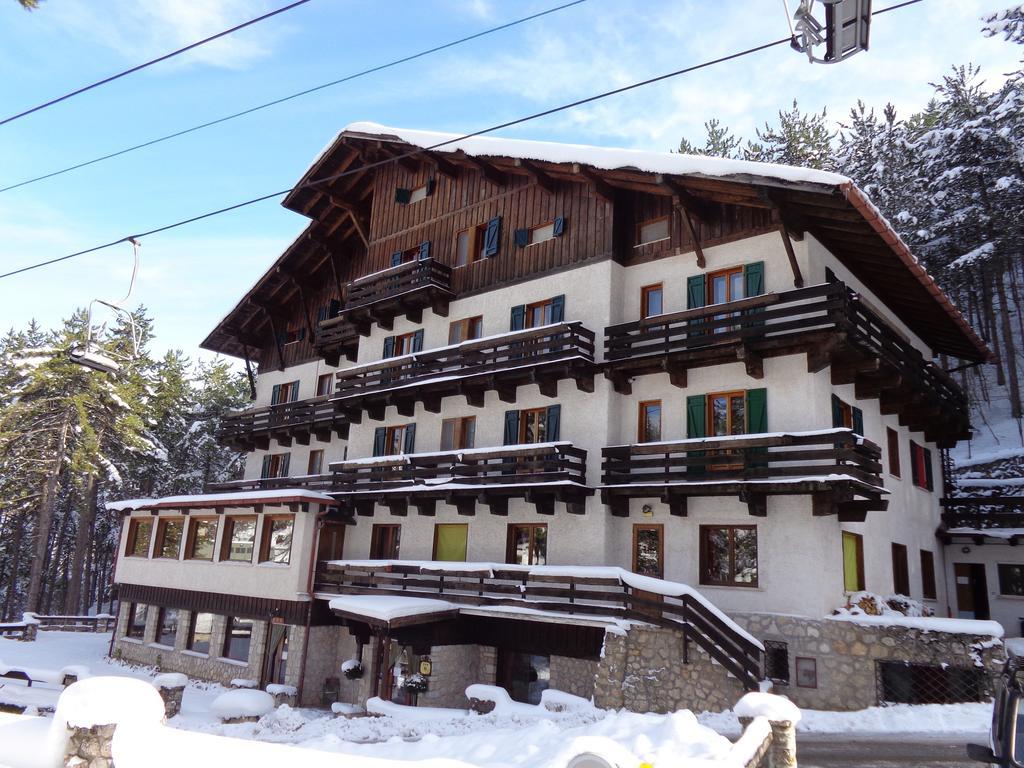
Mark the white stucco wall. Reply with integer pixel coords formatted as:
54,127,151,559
943,542,1024,636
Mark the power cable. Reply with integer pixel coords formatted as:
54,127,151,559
0,0,924,282
0,0,589,194
0,0,314,127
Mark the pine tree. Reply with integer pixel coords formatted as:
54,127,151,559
677,119,742,159
743,100,836,170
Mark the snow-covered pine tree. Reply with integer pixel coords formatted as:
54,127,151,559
743,99,837,171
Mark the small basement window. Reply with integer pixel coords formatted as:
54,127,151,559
187,612,214,654
764,640,790,685
636,216,670,246
126,603,148,640
222,617,254,662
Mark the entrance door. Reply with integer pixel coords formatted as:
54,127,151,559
318,521,346,562
954,563,990,620
263,623,289,686
497,650,550,704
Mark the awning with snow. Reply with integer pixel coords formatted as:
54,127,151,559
107,489,337,513
327,595,459,629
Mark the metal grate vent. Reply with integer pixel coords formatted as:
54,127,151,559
764,640,790,685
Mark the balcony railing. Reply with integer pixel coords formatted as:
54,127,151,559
340,258,454,334
603,282,968,445
941,497,1024,532
332,322,596,418
329,442,591,516
216,396,350,451
206,473,336,494
314,561,765,690
314,315,360,367
601,428,886,519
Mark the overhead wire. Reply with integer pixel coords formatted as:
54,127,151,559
0,0,590,194
0,0,924,282
0,0,315,128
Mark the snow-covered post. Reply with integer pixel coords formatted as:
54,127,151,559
21,612,39,641
734,692,801,768
152,673,188,719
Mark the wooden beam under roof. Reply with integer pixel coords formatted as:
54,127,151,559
571,163,614,202
452,150,508,186
513,158,556,194
655,174,716,222
421,151,459,178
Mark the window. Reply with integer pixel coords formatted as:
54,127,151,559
222,617,254,662
395,244,422,264
271,380,300,406
283,327,303,345
395,182,434,205
638,400,662,443
641,284,663,319
126,603,147,640
506,524,547,565
998,564,1024,597
408,183,430,204
510,295,564,331
520,407,552,444
891,543,910,596
433,524,469,562
831,395,864,435
318,521,346,561
441,416,476,451
154,518,184,559
910,442,934,491
795,657,818,688
393,331,420,357
456,224,488,266
707,391,746,437
449,316,483,344
261,453,291,479
707,266,745,306
921,549,937,600
259,516,294,564
637,216,670,246
125,518,152,557
316,373,334,398
155,607,178,647
185,518,218,561
527,222,555,245
373,424,415,456
764,640,790,685
187,612,214,654
307,449,324,475
370,524,401,559
632,524,664,578
700,526,758,587
887,427,901,477
220,516,257,562
842,531,865,592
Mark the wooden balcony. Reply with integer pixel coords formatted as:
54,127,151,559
328,442,592,516
601,428,887,520
216,396,352,452
313,561,765,690
940,497,1024,543
206,473,336,495
314,315,360,367
603,282,969,446
341,258,454,335
332,322,596,420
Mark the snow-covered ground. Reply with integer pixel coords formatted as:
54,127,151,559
0,631,993,768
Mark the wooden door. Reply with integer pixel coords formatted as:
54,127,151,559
954,563,990,620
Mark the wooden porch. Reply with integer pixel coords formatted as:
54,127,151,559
331,321,596,420
600,428,887,520
603,281,969,446
313,561,766,690
339,258,454,336
328,442,592,517
215,396,352,452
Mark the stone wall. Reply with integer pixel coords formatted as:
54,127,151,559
550,655,597,700
418,645,486,708
112,603,268,687
735,612,1007,711
594,626,745,713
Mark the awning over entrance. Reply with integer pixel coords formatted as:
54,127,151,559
328,595,459,629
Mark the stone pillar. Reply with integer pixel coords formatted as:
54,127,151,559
64,723,116,768
767,720,796,768
23,623,37,642
154,680,186,719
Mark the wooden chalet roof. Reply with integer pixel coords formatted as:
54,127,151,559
204,122,990,363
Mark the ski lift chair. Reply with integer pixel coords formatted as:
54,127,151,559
790,0,872,64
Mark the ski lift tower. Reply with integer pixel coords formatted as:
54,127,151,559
790,0,872,64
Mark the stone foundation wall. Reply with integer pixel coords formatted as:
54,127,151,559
594,626,744,713
418,645,485,708
550,655,597,700
735,612,1007,711
112,603,268,686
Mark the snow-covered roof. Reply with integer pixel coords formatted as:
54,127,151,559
107,488,336,512
327,595,457,623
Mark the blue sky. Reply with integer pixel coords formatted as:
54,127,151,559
0,0,1018,362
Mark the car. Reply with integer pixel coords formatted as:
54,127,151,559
969,656,1024,766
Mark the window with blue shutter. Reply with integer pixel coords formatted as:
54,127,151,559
391,251,403,267
852,407,864,437
279,453,290,477
546,405,561,442
418,241,431,261
270,384,282,406
403,424,417,454
411,330,424,353
483,216,501,258
395,188,412,204
553,216,566,237
514,228,530,248
317,305,329,323
373,428,387,457
382,336,396,359
550,295,565,323
289,381,300,403
260,455,272,479
510,305,526,332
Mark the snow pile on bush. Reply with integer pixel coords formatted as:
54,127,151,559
834,591,933,618
210,689,275,720
830,591,1003,636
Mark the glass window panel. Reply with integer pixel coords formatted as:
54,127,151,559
128,520,151,557
223,617,254,662
463,417,476,449
642,403,661,442
530,223,554,244
189,519,217,560
468,317,483,340
731,272,745,300
730,395,746,435
638,218,669,244
456,230,470,267
999,564,1024,597
227,518,256,562
733,528,758,584
265,518,294,564
712,396,728,436
127,603,147,639
533,526,547,565
646,287,663,317
188,612,214,654
634,528,662,577
157,608,178,646
712,275,727,305
705,529,730,583
440,420,456,451
157,520,183,559
510,527,531,565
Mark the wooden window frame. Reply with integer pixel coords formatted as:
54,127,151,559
186,611,214,654
392,331,419,357
842,531,866,592
448,316,484,344
640,283,664,319
891,542,910,596
795,657,818,689
706,265,745,306
455,224,489,267
886,427,901,478
632,523,665,578
219,516,257,563
525,298,555,329
506,523,548,566
699,525,759,587
258,515,295,565
920,549,937,600
153,517,184,560
307,449,324,476
125,518,152,557
519,407,549,444
264,452,290,479
184,516,218,561
126,602,147,640
283,327,303,345
440,416,476,452
155,607,178,647
370,523,401,559
431,523,469,561
316,373,334,398
222,616,254,662
637,400,662,443
384,425,410,455
706,391,747,436
527,221,555,246
635,215,670,247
